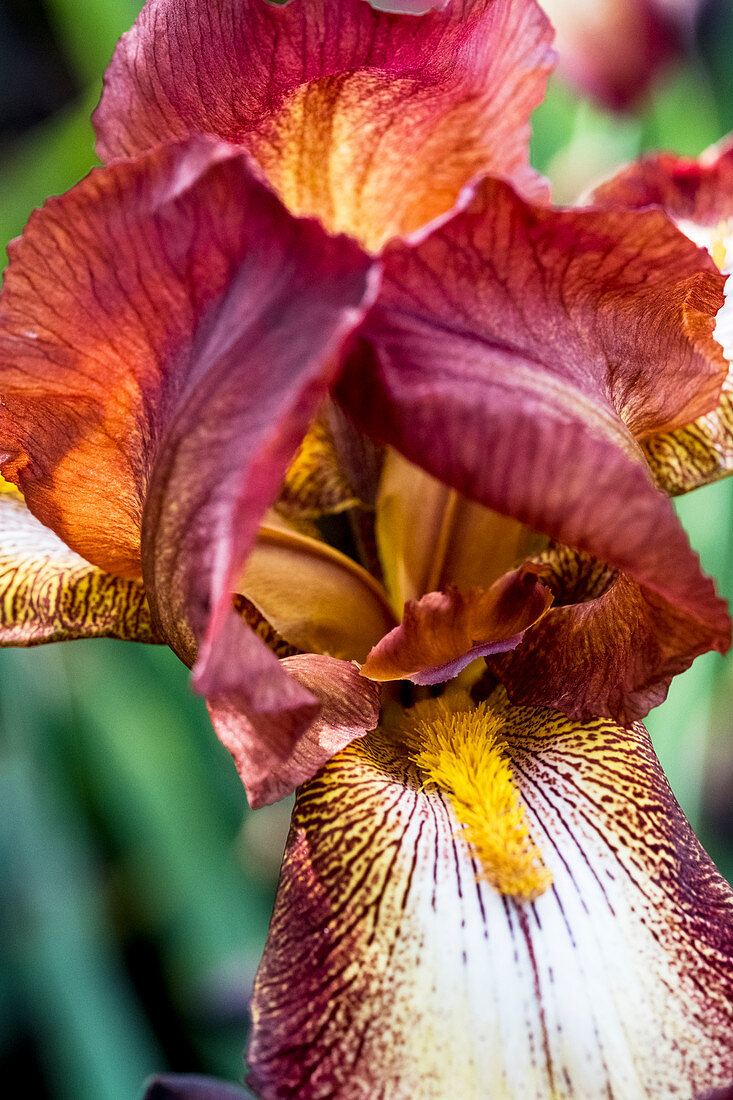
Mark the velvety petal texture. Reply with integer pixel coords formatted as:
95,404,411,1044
361,564,553,685
338,176,730,722
248,691,733,1099
0,135,378,763
0,491,159,646
592,139,733,495
95,0,555,248
208,656,381,808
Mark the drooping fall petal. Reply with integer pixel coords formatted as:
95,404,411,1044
94,0,555,248
208,655,381,808
0,490,159,646
338,176,730,722
592,138,733,495
0,135,378,761
248,690,733,1099
361,564,552,685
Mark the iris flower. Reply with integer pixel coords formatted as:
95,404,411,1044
1,0,733,1096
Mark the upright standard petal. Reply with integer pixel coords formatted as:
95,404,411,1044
0,136,378,758
338,177,730,722
248,691,733,1099
0,491,159,646
592,138,733,496
94,0,555,248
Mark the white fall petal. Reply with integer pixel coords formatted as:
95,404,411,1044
247,688,733,1100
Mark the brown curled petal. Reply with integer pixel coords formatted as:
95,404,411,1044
95,0,554,248
0,492,159,646
361,564,553,686
208,656,381,808
590,138,733,221
248,692,733,1099
338,177,730,722
487,547,714,724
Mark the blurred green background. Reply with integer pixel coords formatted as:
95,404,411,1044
2,1,733,1097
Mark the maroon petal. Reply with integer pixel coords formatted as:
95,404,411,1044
338,177,730,722
208,655,381,808
95,0,554,246
487,548,718,724
361,564,553,686
591,136,733,219
0,135,377,771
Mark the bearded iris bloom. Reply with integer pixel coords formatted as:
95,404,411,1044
2,0,733,1096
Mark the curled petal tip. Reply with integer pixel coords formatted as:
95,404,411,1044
208,654,381,807
361,566,553,686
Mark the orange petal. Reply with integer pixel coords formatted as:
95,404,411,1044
361,564,553,685
240,524,397,663
0,135,377,767
95,0,555,248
